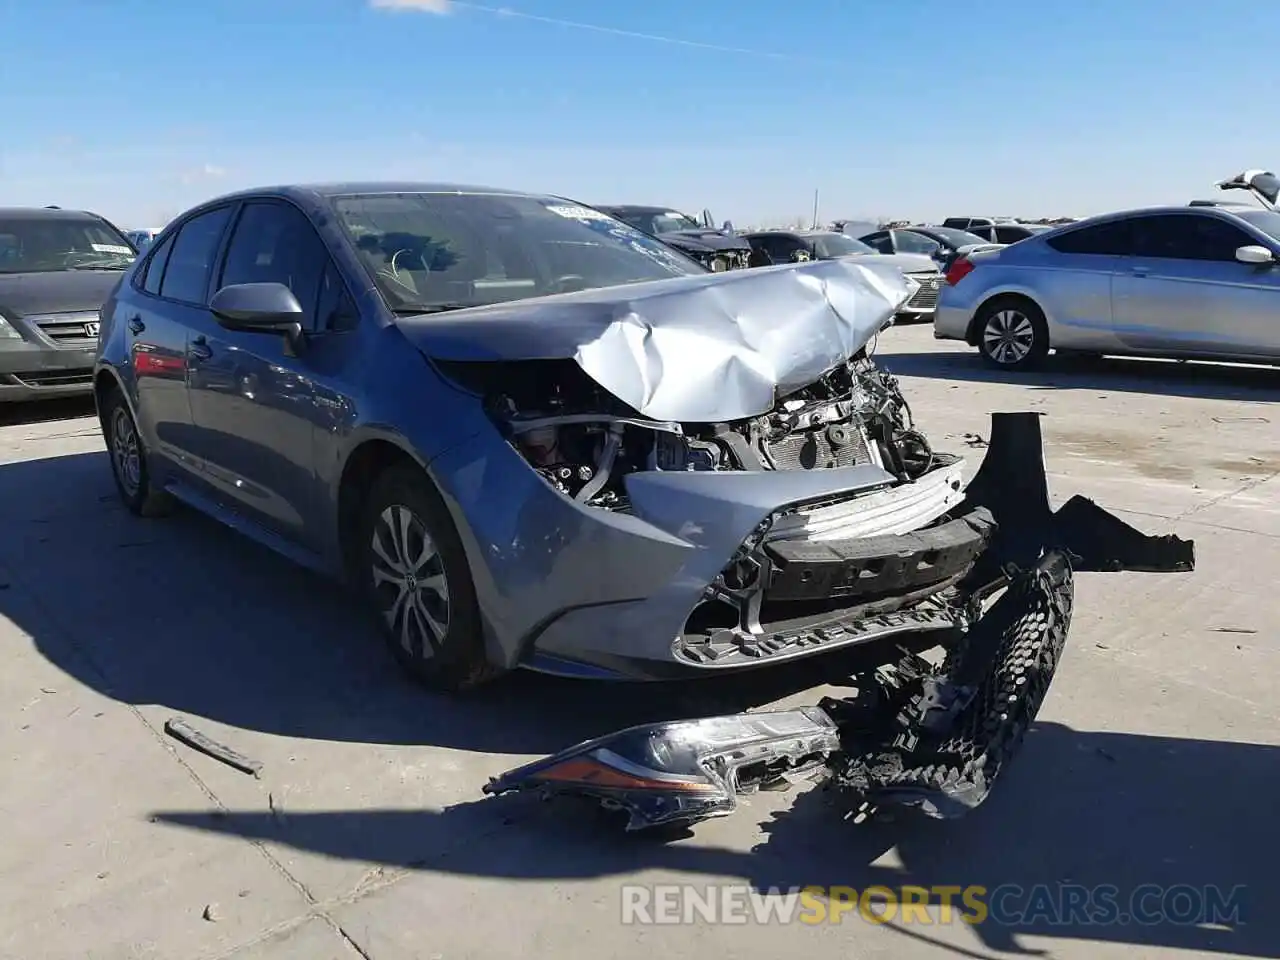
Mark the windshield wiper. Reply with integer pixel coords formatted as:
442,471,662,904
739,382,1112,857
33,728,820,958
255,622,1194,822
392,303,477,315
66,263,128,271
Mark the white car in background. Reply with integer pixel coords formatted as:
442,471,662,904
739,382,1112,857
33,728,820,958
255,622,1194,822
124,228,163,251
934,197,1280,369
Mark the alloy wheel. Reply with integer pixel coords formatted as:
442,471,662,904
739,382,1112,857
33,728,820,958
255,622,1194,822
982,309,1036,365
370,504,451,659
110,406,142,497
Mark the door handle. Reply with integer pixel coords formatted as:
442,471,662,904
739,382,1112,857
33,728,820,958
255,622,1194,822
1131,266,1149,277
189,335,213,361
128,316,145,335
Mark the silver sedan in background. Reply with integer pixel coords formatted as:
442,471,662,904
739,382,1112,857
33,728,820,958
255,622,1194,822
933,202,1280,369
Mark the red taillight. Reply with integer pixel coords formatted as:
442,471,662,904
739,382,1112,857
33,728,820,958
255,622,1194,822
945,257,974,286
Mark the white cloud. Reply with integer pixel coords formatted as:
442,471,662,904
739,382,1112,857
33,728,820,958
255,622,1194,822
180,163,227,184
368,0,451,12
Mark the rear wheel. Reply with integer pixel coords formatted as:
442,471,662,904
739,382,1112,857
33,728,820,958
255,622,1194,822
102,387,173,517
975,297,1049,371
357,464,496,692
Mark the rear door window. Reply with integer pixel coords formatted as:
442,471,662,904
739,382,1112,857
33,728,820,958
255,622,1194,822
159,206,233,304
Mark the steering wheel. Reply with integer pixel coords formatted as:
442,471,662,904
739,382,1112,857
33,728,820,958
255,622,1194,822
551,274,587,294
389,248,418,281
374,248,423,297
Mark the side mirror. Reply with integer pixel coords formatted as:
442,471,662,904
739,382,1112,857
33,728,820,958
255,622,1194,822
1235,244,1276,265
721,220,735,233
210,282,307,352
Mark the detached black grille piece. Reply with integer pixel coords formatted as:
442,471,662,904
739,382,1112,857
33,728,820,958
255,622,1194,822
767,423,872,470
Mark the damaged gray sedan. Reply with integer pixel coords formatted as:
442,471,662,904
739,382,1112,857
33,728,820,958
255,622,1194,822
97,182,1194,818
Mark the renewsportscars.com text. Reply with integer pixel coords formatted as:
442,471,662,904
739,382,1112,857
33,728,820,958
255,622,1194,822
620,883,1248,927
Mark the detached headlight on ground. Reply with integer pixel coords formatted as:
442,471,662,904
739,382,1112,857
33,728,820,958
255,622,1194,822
483,708,841,829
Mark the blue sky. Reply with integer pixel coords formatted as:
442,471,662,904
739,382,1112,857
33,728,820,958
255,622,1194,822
3,0,1277,228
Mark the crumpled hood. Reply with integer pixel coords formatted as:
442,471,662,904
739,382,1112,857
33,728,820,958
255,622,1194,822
0,270,125,318
397,258,917,423
660,230,752,254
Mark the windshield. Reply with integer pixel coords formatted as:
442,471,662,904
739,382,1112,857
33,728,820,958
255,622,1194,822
331,192,707,312
1234,209,1280,243
892,230,942,255
810,233,874,258
610,209,704,235
0,216,137,273
916,226,988,249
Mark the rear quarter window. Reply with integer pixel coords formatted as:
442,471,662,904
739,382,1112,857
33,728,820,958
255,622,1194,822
1046,220,1133,256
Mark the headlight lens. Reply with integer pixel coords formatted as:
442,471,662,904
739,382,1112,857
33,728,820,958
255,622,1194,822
709,255,728,272
0,316,23,341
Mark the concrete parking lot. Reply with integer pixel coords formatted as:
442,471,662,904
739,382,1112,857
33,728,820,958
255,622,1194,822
2,324,1277,960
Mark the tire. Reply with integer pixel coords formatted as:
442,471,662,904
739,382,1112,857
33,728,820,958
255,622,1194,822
102,387,173,518
975,297,1049,371
357,463,496,692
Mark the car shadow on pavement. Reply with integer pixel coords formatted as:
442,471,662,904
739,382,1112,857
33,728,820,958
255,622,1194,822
2,449,881,756
0,396,97,427
875,349,1280,403
153,723,1277,958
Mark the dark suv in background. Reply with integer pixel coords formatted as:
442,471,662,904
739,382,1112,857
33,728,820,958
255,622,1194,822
0,207,137,401
595,204,752,271
942,217,1049,244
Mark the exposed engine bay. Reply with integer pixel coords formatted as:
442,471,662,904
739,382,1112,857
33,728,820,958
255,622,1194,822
461,350,939,511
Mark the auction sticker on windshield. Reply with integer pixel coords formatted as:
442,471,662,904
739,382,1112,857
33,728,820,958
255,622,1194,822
545,204,614,221
91,243,134,254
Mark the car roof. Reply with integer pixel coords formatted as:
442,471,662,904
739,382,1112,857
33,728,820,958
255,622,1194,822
0,206,105,220
192,182,562,209
594,204,676,213
1054,204,1263,230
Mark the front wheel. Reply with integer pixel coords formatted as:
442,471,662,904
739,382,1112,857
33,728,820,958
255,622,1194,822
357,464,496,692
975,298,1049,371
102,387,173,517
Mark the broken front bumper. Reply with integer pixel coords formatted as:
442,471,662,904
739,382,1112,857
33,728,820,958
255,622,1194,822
484,413,1196,830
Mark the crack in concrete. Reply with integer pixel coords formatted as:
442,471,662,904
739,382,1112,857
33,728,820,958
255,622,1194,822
1174,469,1280,522
2,568,379,960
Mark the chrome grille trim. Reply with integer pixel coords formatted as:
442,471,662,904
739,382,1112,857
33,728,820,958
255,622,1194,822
29,311,100,345
903,273,942,310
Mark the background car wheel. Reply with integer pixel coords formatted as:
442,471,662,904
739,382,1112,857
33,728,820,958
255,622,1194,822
102,387,173,518
975,297,1049,371
359,464,495,692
